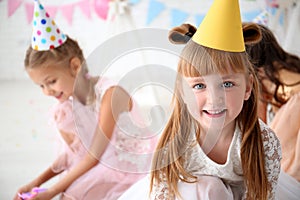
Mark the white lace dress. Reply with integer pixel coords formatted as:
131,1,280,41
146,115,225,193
118,120,281,200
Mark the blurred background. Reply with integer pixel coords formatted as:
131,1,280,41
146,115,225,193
0,0,299,199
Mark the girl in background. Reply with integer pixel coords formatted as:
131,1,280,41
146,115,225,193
14,0,153,199
243,22,300,199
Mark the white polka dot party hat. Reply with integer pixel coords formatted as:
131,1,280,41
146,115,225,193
31,0,66,51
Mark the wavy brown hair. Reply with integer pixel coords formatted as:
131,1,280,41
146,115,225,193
150,23,269,200
243,22,300,107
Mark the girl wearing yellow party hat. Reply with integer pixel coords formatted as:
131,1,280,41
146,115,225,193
243,22,300,200
119,0,281,199
14,0,154,199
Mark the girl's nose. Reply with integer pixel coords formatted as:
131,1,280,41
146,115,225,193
43,86,55,96
203,76,225,106
206,87,225,106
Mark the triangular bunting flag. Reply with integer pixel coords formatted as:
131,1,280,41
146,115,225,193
195,14,205,27
77,0,91,19
8,0,23,17
61,4,75,25
25,2,34,24
267,6,278,15
146,0,165,25
129,0,142,5
279,11,285,26
170,9,189,27
94,0,110,20
242,9,262,22
46,6,58,19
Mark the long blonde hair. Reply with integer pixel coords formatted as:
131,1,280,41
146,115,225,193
150,24,269,200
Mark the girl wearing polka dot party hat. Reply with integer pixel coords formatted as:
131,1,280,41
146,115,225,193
119,0,281,199
14,0,155,199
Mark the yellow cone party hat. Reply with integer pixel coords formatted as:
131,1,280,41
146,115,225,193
192,0,245,52
31,0,67,51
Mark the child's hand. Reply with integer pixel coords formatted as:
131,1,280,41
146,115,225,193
13,184,35,200
18,188,47,200
27,189,53,200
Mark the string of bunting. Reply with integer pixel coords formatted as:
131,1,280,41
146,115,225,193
145,0,288,27
6,0,110,25
5,0,289,27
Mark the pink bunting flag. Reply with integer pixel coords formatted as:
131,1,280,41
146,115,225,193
46,6,59,19
61,4,75,25
266,0,279,8
77,0,91,19
25,2,58,24
94,0,110,20
24,2,34,23
8,0,23,17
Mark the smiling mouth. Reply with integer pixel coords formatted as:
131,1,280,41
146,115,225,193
55,92,63,99
203,109,226,117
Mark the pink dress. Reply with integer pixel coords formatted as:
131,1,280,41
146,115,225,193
50,77,157,200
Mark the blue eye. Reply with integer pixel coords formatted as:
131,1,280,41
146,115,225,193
222,81,234,88
193,83,206,90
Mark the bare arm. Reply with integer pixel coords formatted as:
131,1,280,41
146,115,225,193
271,92,300,181
13,163,61,200
30,86,132,200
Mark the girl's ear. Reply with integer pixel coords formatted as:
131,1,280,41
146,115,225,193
242,22,262,45
169,23,197,44
70,57,82,77
244,74,254,100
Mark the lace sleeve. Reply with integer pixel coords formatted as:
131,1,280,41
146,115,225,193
150,145,172,200
150,174,170,200
261,122,282,199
